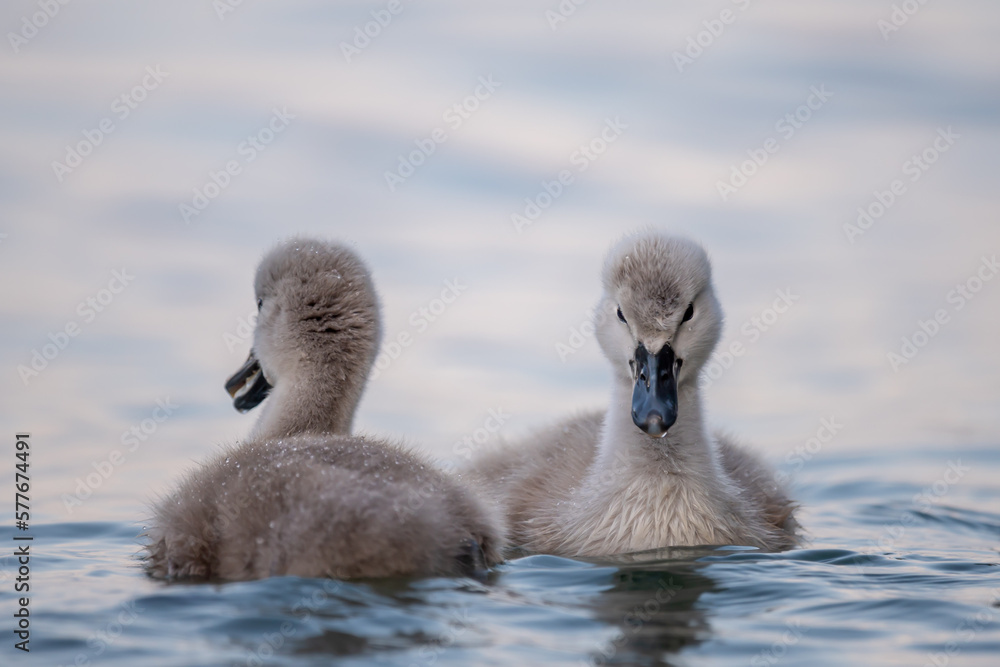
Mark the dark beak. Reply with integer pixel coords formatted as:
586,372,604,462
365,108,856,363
224,351,272,413
631,343,680,437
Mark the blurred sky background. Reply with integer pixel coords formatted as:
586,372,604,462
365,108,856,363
1,0,998,524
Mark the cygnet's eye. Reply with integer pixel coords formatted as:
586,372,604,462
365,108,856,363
681,303,694,323
616,306,627,324
257,297,263,311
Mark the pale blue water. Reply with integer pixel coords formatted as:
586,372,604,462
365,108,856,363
2,0,1000,665
3,448,997,667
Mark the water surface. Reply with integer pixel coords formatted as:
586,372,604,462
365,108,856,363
0,448,996,666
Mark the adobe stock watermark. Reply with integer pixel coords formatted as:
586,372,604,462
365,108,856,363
856,458,970,569
7,0,72,54
545,0,588,31
511,116,627,234
370,278,468,380
922,587,1000,667
340,0,414,62
700,288,799,389
409,608,477,667
384,75,501,192
61,398,180,514
238,621,296,667
17,269,135,386
236,578,348,666
51,65,169,183
750,620,808,667
886,254,997,372
844,126,959,244
878,0,933,41
716,84,833,202
223,308,258,354
588,578,682,666
56,600,145,667
393,408,511,522
774,416,845,484
178,107,295,223
439,407,513,475
672,0,754,73
555,302,609,362
213,0,248,21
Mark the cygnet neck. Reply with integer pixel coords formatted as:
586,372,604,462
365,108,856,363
593,373,716,483
251,356,367,441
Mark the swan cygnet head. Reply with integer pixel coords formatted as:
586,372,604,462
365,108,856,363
224,237,382,437
595,232,722,438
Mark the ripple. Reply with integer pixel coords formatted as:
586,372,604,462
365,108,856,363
18,448,1000,667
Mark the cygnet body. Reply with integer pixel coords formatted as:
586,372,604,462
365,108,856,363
471,232,797,556
145,238,503,580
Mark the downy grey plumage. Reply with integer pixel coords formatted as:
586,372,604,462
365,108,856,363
145,238,503,580
469,231,797,556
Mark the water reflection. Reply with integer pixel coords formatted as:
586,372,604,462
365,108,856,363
580,549,725,666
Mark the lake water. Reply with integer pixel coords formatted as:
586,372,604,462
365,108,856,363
1,0,999,665
4,448,1000,666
